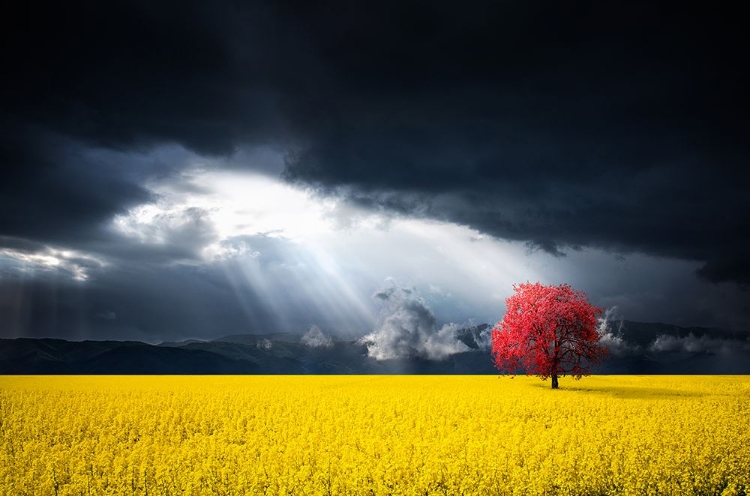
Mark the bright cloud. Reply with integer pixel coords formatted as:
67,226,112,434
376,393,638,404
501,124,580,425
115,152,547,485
112,169,341,257
361,282,469,360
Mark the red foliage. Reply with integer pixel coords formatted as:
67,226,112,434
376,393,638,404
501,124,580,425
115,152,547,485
491,282,607,387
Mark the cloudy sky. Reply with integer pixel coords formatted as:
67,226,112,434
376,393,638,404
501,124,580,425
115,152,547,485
1,1,748,343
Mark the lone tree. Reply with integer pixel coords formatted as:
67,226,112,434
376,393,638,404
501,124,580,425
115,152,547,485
491,282,607,389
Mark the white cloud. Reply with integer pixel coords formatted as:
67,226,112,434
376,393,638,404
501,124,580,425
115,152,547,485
596,306,641,357
476,325,492,350
361,282,469,360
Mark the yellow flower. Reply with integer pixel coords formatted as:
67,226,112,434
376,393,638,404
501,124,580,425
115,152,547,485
0,375,748,495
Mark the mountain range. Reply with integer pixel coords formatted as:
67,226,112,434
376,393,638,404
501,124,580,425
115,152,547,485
1,321,749,374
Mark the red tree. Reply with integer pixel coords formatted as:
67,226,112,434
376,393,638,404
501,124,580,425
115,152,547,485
491,282,607,388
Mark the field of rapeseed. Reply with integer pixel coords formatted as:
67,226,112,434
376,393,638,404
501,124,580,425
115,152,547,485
1,375,748,495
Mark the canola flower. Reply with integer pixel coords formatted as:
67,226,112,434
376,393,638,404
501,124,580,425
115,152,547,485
0,375,748,495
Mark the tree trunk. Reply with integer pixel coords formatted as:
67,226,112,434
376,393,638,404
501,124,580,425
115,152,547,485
551,374,559,389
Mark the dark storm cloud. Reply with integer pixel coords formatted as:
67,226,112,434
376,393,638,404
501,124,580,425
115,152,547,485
6,2,263,155
2,0,280,252
2,0,749,325
0,129,155,246
277,2,750,285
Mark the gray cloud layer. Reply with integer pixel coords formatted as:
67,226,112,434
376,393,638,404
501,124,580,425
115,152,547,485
1,1,749,340
4,1,749,283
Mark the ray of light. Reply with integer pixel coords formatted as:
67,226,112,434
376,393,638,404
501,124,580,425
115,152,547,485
108,166,542,335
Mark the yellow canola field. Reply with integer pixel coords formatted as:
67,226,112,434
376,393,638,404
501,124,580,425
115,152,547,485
1,375,749,495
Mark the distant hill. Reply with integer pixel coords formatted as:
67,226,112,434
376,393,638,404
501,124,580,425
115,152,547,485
1,321,748,374
0,338,257,374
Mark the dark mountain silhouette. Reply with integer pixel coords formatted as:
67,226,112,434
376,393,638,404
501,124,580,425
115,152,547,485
1,321,748,374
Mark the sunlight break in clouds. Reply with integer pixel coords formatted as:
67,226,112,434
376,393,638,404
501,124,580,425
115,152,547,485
0,246,106,281
107,166,543,335
112,169,340,259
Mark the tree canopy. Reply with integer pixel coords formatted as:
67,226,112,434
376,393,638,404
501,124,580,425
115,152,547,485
491,282,607,388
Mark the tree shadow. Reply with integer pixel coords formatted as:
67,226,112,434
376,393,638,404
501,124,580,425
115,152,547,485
530,382,707,399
